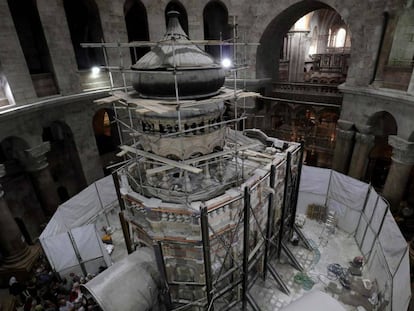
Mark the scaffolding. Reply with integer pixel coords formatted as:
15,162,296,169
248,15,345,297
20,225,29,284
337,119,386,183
81,19,309,310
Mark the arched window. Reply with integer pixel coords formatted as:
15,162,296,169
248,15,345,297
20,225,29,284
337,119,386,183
63,0,105,70
124,0,150,64
165,1,188,35
203,1,230,60
8,0,57,96
335,28,346,47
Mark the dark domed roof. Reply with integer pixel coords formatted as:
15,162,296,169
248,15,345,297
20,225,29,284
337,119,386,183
131,11,225,99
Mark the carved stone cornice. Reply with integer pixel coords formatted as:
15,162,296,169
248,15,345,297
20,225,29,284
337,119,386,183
355,132,375,145
337,119,354,131
355,124,372,135
336,128,355,140
22,142,51,172
388,135,414,165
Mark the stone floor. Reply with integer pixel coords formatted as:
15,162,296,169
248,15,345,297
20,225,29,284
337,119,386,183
0,215,405,310
248,218,377,311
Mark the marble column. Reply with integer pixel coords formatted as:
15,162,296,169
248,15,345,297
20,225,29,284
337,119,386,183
348,132,375,180
382,136,414,213
23,142,59,217
332,128,355,174
0,164,30,264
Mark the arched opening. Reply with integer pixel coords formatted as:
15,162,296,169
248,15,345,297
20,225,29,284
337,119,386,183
366,111,398,189
63,0,105,70
42,121,87,197
0,137,46,241
257,2,351,85
7,0,58,97
124,0,150,64
92,109,121,175
203,1,230,61
165,1,188,35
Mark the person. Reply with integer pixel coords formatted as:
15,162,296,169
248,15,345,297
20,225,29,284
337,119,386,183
9,276,24,304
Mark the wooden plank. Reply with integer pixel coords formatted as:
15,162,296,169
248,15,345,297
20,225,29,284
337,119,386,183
146,143,260,175
120,145,202,174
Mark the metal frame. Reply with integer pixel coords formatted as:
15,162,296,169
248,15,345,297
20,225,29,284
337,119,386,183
82,19,307,310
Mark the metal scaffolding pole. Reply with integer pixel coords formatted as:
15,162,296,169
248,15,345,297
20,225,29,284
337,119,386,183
153,242,173,309
201,206,214,310
242,187,250,311
263,164,276,280
278,152,291,259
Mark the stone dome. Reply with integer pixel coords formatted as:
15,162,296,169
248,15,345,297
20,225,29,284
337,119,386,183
131,11,225,99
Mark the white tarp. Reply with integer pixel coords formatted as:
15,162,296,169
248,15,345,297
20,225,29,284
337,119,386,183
40,175,118,277
297,166,331,214
298,166,410,311
41,224,111,276
40,175,117,238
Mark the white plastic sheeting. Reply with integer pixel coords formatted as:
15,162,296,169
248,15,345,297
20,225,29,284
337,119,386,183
40,175,117,238
298,166,410,311
40,175,118,277
281,290,345,311
42,225,111,276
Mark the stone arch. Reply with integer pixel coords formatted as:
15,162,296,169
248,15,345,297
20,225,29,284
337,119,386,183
63,0,105,70
124,0,150,64
0,136,46,241
165,1,188,35
367,111,398,137
7,0,58,97
203,0,230,60
256,1,353,87
42,121,87,197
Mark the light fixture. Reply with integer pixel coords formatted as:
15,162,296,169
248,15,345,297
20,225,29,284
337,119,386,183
91,66,101,77
221,58,232,69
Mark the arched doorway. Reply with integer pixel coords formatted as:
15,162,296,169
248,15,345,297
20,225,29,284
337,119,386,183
42,121,87,197
165,1,188,35
366,111,398,189
63,0,105,70
203,1,230,61
124,0,150,64
7,0,58,97
92,109,121,175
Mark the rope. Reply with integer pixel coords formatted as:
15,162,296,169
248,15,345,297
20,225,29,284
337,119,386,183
293,272,315,290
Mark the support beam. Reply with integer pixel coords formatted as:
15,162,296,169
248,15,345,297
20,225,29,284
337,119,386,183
201,206,214,310
282,242,304,272
263,165,276,280
119,145,202,174
119,212,133,254
267,263,290,295
242,187,250,311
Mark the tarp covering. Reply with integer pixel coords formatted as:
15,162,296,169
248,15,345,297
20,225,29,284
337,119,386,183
40,175,117,238
40,175,118,277
297,166,410,311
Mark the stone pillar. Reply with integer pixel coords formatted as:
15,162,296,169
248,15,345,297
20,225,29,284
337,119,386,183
332,128,355,174
287,31,309,82
408,66,414,95
23,142,59,217
0,164,30,264
382,136,414,213
348,132,375,180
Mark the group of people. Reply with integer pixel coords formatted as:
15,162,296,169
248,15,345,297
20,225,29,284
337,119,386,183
8,257,101,311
